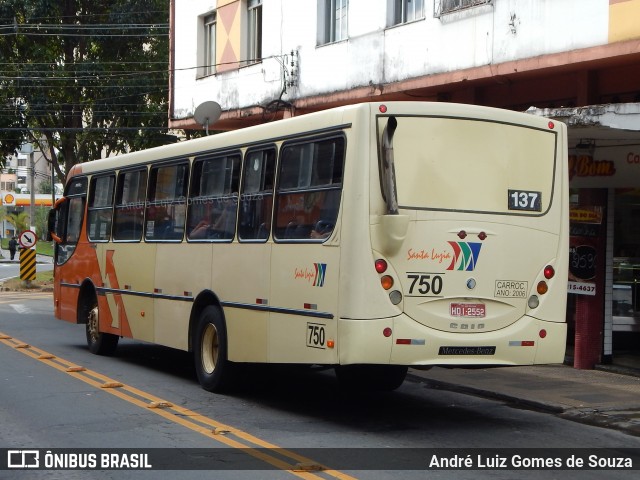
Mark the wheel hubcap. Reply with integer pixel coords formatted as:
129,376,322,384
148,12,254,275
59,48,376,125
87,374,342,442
88,307,99,343
201,323,219,375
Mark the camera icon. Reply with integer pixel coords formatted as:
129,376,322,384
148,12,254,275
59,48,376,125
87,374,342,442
7,450,40,468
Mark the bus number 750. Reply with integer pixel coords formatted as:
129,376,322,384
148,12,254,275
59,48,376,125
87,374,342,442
307,323,326,349
407,274,443,296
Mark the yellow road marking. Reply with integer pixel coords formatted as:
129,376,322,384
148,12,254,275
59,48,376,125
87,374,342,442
0,330,356,479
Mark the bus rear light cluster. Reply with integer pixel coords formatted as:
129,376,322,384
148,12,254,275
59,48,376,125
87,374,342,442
528,264,555,309
375,258,403,306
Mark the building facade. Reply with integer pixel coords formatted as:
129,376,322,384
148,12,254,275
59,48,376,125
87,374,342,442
169,0,640,367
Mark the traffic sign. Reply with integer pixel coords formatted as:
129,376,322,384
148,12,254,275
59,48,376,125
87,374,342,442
18,230,38,249
20,248,36,281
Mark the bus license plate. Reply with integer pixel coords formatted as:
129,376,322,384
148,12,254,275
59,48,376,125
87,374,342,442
450,303,485,318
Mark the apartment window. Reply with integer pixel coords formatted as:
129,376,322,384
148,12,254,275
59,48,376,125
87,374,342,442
246,0,262,64
203,13,216,76
435,0,491,17
391,0,424,25
318,0,348,45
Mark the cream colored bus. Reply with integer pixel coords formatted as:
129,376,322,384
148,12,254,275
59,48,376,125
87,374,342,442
49,102,569,392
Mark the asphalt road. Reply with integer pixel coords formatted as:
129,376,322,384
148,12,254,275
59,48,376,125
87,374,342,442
0,292,638,479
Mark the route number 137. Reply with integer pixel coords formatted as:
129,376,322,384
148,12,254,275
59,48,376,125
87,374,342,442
508,190,542,212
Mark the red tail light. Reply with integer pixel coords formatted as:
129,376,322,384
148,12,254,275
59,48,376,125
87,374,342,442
375,259,388,273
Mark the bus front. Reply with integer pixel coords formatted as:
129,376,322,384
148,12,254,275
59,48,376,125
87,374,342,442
358,103,569,370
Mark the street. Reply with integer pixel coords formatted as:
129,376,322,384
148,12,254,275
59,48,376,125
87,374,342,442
0,292,639,479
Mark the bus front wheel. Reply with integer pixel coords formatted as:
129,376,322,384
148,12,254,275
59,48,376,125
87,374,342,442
335,364,408,392
85,304,119,356
194,306,234,392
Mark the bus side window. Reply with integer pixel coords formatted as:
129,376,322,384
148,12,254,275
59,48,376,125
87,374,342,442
238,147,275,241
146,163,188,241
274,136,344,241
87,174,115,242
113,169,148,241
187,153,240,241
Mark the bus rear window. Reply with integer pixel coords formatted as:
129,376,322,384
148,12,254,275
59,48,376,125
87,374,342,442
381,116,557,214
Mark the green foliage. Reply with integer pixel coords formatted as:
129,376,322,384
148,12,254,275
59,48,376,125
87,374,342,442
5,211,30,233
0,0,170,177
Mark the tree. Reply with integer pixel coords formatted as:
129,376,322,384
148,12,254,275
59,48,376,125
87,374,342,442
5,211,30,234
34,205,49,240
0,0,170,180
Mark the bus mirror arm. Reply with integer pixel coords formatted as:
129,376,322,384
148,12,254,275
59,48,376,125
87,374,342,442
381,116,399,215
47,198,65,243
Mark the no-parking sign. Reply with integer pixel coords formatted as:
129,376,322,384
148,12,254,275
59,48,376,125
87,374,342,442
18,230,38,249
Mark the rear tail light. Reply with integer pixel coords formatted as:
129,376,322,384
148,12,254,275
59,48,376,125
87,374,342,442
381,275,394,290
544,265,555,279
375,259,388,273
537,281,548,295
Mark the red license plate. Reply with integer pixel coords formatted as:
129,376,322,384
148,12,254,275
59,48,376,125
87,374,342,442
450,303,486,318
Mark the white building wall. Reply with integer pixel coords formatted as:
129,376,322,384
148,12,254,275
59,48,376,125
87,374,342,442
172,0,610,120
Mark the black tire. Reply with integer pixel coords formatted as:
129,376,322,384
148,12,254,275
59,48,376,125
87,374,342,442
85,302,119,356
335,364,408,392
194,305,234,392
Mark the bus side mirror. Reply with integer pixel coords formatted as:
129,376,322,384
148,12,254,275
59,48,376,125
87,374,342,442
47,209,59,243
47,198,65,244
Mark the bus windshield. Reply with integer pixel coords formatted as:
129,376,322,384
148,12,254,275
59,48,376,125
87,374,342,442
381,115,557,215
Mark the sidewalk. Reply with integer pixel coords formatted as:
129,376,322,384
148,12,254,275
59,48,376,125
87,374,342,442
408,359,640,436
0,246,52,264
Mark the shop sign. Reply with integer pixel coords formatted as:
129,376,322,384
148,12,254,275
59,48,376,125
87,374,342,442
568,206,601,296
568,154,616,180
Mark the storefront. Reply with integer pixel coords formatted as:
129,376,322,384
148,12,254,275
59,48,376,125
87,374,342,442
531,103,640,368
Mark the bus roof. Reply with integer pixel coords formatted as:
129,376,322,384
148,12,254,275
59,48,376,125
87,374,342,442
68,102,561,179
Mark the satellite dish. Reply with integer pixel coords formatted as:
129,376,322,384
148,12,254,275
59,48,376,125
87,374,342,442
194,101,222,135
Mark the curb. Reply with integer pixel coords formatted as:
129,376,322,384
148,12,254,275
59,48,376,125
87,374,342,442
407,373,566,414
406,372,640,437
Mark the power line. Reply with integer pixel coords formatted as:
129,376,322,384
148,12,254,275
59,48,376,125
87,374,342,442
0,11,168,23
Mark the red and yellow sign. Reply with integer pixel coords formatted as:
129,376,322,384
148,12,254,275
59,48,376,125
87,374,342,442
569,206,603,224
2,193,15,205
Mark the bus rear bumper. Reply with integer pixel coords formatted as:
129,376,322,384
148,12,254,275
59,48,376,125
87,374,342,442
338,314,567,366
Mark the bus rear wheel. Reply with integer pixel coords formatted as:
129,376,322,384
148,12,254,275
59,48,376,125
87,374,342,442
335,364,408,391
85,304,119,356
194,306,234,392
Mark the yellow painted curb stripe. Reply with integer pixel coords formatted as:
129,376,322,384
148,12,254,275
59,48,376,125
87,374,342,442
0,330,356,480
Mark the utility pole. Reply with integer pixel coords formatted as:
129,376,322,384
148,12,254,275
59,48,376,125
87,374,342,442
20,143,36,235
30,148,35,233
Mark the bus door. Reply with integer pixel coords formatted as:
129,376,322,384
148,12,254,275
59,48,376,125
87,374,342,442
269,136,345,364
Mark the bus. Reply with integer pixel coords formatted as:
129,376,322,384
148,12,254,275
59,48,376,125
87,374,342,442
48,102,569,392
